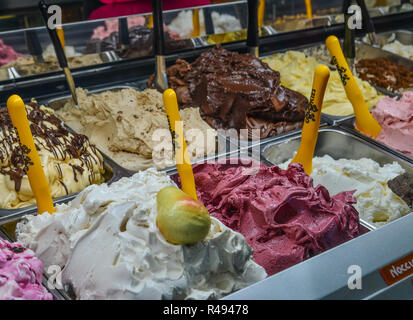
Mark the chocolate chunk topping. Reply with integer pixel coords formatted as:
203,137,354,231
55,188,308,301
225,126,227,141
388,173,413,208
148,45,308,139
11,246,25,253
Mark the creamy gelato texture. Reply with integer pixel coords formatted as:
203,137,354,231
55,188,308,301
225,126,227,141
0,102,105,209
277,155,411,227
263,51,381,116
0,238,53,300
42,44,80,59
2,54,103,76
382,39,413,60
0,39,23,66
1,44,103,76
56,88,217,171
370,92,413,157
16,169,266,300
173,159,361,276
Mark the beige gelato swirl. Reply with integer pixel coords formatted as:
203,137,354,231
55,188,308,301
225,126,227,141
57,88,217,171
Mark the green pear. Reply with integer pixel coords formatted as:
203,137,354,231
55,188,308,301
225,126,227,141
156,186,211,245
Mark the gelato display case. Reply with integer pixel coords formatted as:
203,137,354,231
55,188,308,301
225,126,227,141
0,0,413,301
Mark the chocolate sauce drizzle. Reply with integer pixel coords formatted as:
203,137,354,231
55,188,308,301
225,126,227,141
0,102,104,194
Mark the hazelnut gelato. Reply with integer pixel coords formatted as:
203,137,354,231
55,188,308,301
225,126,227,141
56,88,217,171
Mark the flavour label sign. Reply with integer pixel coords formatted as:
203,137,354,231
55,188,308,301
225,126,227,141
380,252,413,286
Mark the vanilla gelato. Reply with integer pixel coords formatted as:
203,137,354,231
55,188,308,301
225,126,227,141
168,10,242,39
56,88,217,171
263,51,382,116
277,155,411,227
16,169,266,300
0,102,105,209
382,39,413,60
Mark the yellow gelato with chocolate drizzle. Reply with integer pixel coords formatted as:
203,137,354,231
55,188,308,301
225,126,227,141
0,102,105,209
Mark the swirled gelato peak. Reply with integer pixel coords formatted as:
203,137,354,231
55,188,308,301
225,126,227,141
56,88,217,171
16,169,266,300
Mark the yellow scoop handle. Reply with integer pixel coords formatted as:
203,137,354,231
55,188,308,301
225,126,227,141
305,0,313,19
191,8,200,37
147,14,153,29
325,35,382,138
57,26,65,51
57,26,64,48
163,89,198,200
6,95,55,214
291,65,330,175
258,0,265,28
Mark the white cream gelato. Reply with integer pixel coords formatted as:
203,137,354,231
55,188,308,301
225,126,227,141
382,39,413,60
278,155,411,227
167,10,242,39
16,169,266,300
42,44,80,59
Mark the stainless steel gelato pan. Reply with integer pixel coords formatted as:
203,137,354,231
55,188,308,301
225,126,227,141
338,116,413,163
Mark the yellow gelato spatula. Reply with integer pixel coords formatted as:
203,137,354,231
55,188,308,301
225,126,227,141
163,89,198,201
6,95,55,214
56,26,65,52
305,0,313,19
147,14,154,29
191,8,200,37
290,65,330,175
258,0,265,28
325,35,382,138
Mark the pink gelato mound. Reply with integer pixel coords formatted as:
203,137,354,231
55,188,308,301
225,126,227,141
0,39,23,66
174,159,360,276
0,238,52,300
371,92,413,158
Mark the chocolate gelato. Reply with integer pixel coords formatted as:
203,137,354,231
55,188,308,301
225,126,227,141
148,45,309,139
356,57,413,92
86,25,193,58
388,172,413,209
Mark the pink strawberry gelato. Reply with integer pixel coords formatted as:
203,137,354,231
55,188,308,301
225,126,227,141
172,159,361,276
0,40,23,66
371,92,413,158
0,238,53,300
